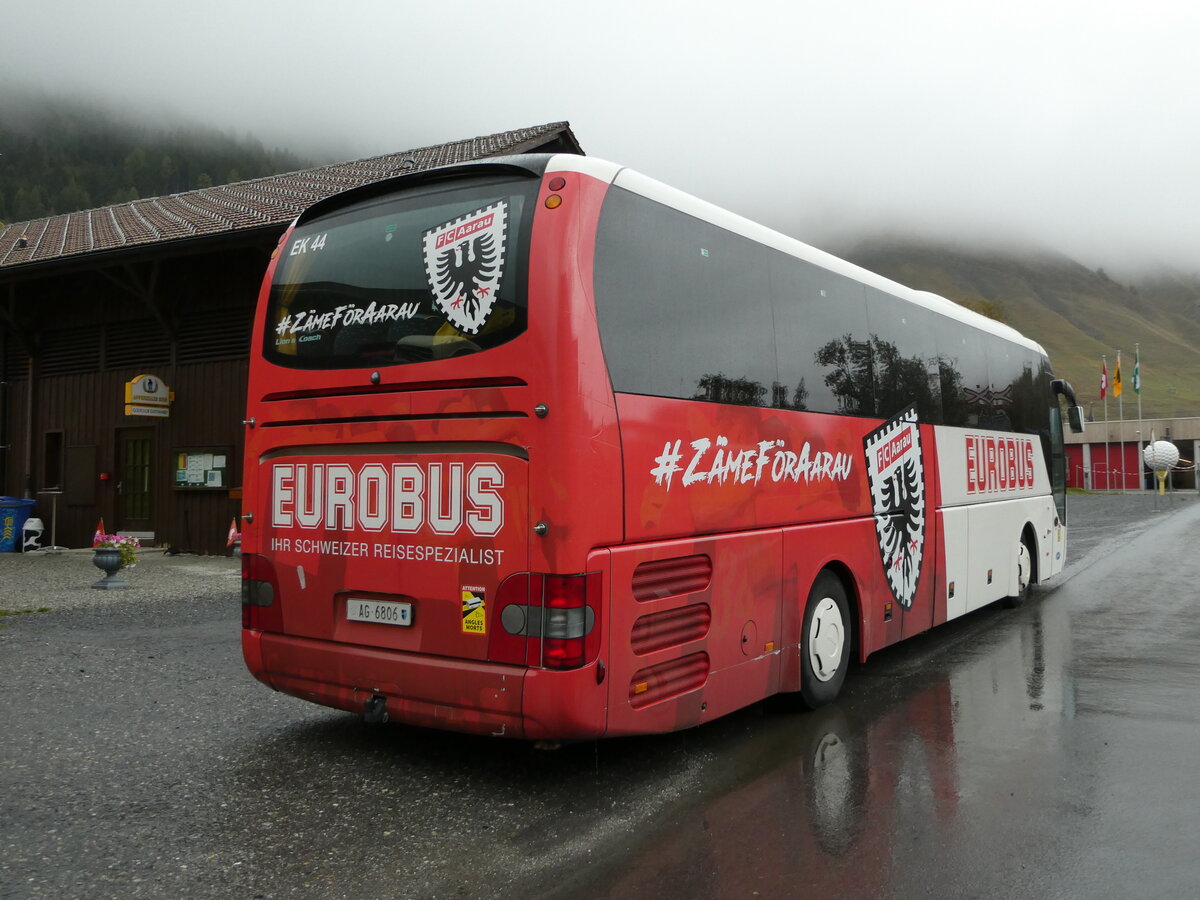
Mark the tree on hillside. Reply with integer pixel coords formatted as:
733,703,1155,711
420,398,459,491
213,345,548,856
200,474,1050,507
956,296,1006,322
0,94,312,222
55,178,91,213
11,185,46,221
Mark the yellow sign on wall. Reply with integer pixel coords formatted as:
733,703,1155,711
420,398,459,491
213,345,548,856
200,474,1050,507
124,374,173,417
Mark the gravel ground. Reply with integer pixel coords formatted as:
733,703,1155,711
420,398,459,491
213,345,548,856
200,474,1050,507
0,548,240,614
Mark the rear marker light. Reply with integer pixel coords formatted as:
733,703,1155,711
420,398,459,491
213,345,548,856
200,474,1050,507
499,604,595,639
547,176,567,191
241,553,283,632
241,579,274,607
500,603,528,635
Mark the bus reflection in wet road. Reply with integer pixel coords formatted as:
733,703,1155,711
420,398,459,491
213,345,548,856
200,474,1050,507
550,497,1200,899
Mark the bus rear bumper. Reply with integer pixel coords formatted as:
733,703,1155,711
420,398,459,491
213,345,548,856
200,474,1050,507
243,628,527,738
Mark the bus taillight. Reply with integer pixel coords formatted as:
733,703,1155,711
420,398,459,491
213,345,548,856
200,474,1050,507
540,574,592,669
492,572,602,671
241,553,283,632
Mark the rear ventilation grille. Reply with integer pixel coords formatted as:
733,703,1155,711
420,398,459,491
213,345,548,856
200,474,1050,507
632,555,712,602
629,653,709,709
631,604,711,655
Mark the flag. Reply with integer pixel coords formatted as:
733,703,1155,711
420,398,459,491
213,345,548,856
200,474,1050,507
93,518,105,547
226,519,241,548
1100,360,1107,399
1113,352,1123,398
1133,348,1141,394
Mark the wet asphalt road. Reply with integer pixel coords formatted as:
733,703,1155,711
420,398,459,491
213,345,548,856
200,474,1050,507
2,492,1199,899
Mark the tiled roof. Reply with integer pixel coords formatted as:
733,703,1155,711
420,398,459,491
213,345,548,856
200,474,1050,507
0,122,580,272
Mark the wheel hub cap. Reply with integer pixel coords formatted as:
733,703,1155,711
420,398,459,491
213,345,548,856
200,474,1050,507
809,597,845,682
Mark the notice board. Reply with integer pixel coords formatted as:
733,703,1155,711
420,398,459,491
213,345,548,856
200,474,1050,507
173,446,233,490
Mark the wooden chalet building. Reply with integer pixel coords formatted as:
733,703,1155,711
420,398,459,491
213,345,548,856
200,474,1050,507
0,122,582,553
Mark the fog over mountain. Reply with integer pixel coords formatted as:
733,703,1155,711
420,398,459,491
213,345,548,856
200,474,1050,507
4,1,1200,270
0,90,313,220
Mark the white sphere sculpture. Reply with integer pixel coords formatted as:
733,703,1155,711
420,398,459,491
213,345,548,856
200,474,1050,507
1143,440,1180,472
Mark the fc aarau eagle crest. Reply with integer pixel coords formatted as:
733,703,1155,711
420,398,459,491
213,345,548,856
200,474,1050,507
422,200,509,335
863,407,926,609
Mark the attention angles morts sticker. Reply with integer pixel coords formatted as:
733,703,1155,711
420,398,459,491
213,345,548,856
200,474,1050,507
422,200,509,335
863,407,926,610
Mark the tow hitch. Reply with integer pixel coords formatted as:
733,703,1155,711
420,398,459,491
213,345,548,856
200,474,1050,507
363,695,389,724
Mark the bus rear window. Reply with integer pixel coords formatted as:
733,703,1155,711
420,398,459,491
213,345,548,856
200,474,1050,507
265,177,534,369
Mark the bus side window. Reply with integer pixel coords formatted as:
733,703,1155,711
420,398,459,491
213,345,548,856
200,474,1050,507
864,289,942,423
934,318,985,428
593,188,777,406
771,255,872,417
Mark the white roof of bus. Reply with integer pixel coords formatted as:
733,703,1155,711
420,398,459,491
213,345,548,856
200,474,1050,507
546,154,1047,359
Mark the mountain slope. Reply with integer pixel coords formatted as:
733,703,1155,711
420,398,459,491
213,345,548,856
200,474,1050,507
843,239,1200,419
0,91,312,221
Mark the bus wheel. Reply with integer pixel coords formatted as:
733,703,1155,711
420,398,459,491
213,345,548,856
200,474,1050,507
799,571,851,709
1003,536,1034,608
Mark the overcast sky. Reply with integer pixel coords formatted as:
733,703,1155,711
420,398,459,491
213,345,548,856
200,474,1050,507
4,0,1200,269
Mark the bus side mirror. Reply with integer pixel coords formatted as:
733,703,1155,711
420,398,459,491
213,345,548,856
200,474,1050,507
1067,405,1085,434
1051,378,1085,434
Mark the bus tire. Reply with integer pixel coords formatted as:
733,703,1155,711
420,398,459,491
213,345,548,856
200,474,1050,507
1003,534,1035,608
798,571,852,709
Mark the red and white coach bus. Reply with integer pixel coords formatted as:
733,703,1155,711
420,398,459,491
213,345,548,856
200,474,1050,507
240,154,1085,739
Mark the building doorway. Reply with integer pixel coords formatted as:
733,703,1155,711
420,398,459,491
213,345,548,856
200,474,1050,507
116,426,154,535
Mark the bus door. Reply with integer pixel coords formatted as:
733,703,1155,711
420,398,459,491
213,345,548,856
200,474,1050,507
901,439,939,640
1048,406,1067,524
864,415,938,641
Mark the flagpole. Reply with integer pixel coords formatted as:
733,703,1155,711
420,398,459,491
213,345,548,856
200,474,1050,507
1136,343,1142,421
1117,350,1125,491
1136,343,1142,490
1103,354,1110,491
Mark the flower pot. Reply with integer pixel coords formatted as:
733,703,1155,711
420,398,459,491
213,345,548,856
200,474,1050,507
92,546,130,590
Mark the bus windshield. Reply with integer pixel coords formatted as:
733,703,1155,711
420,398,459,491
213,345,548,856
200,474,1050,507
265,176,535,369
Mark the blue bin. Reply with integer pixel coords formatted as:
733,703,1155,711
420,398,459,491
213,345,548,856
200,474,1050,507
0,498,36,552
